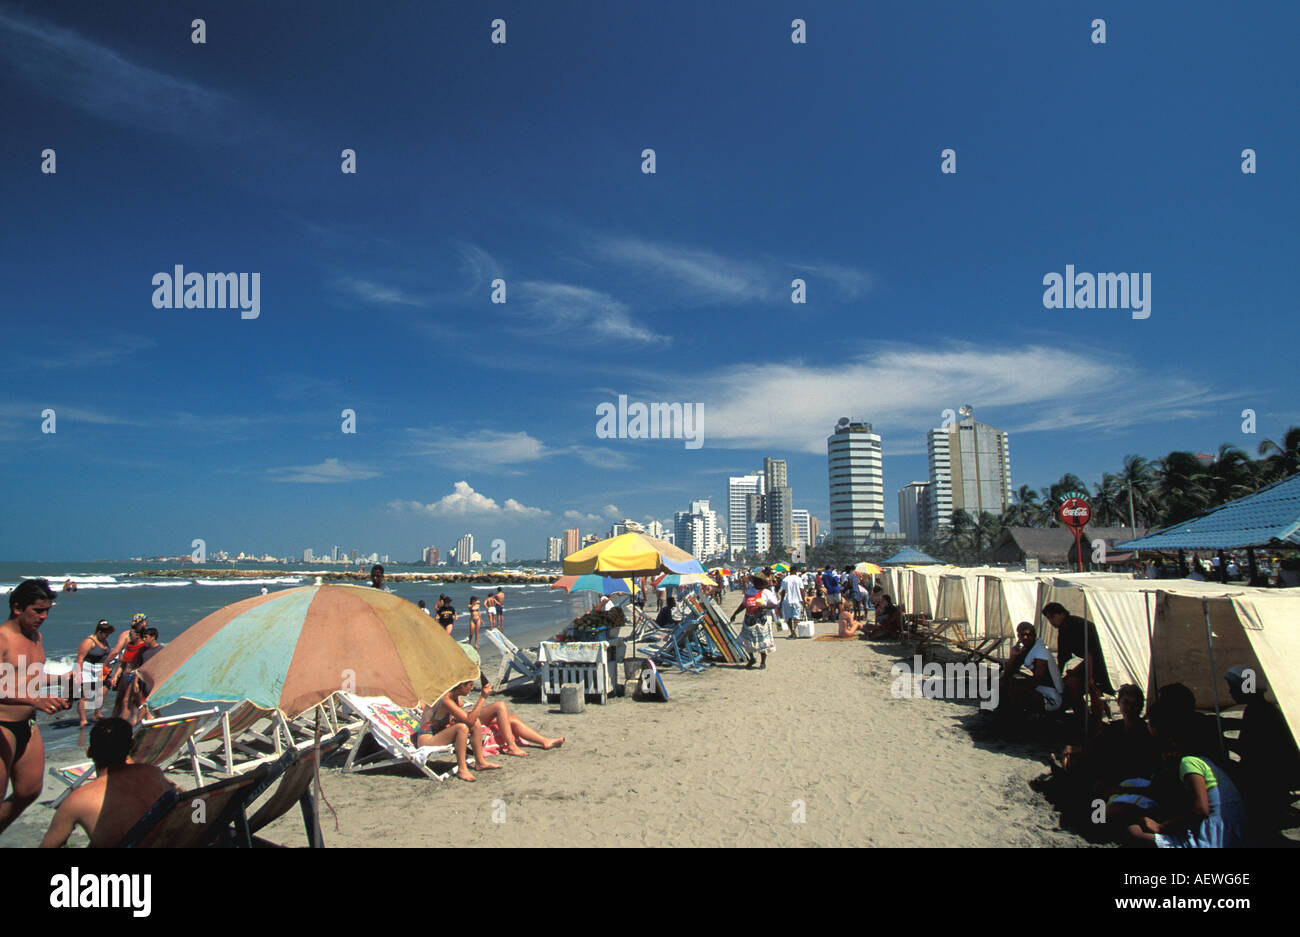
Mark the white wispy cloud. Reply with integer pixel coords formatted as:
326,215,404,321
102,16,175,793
268,458,380,483
407,429,548,467
561,503,622,523
665,342,1231,455
788,262,876,299
594,236,773,303
390,481,548,519
337,278,428,307
519,281,657,343
0,11,241,138
33,335,156,371
454,242,505,293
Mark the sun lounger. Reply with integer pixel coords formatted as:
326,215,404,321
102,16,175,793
685,595,746,663
336,693,458,781
484,628,542,687
49,707,220,805
187,699,300,779
116,765,270,848
239,729,350,847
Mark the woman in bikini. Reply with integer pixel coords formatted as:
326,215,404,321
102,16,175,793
467,597,483,649
412,681,502,782
75,620,114,725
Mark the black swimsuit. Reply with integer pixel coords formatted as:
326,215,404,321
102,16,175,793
1,717,34,763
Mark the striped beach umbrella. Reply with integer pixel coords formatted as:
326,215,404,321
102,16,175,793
549,574,634,594
138,585,479,718
651,572,715,588
563,532,704,577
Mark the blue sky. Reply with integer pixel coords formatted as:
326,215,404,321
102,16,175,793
2,0,1297,561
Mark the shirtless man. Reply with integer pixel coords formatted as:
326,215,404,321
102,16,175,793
40,718,176,847
1,579,71,837
493,587,506,628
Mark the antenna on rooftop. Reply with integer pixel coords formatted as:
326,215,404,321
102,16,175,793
959,405,973,419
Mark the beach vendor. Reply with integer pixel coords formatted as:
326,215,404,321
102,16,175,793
729,574,778,669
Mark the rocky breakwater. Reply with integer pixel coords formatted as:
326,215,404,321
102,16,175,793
133,569,555,584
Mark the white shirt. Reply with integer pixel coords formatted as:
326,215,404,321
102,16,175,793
780,576,803,604
1024,639,1064,696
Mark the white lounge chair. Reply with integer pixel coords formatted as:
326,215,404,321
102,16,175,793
336,693,458,781
484,629,542,688
187,699,300,778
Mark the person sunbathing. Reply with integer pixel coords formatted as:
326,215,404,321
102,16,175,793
808,589,829,622
40,718,177,848
413,681,503,782
468,680,564,754
837,607,864,638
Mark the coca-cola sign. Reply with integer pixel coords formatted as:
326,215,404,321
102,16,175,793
1059,497,1091,529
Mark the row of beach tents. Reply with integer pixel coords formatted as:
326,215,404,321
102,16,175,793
879,565,1300,748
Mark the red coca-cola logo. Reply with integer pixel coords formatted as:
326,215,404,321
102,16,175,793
1059,498,1091,528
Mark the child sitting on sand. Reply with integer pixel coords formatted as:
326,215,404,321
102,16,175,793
837,606,864,638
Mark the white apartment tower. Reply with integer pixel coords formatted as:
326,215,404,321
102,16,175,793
826,418,885,548
927,407,1012,534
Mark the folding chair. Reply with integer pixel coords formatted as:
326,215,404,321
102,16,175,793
336,693,458,780
116,766,270,848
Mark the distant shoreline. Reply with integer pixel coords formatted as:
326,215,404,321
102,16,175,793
128,568,556,584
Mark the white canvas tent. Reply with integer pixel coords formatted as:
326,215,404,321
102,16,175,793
979,571,1042,641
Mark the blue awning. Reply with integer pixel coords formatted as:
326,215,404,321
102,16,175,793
1115,473,1300,551
884,546,940,564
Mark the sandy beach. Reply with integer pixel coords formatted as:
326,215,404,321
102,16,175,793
5,593,1096,849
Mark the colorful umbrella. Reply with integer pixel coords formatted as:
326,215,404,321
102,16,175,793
550,574,634,594
772,563,791,573
651,572,715,588
138,585,479,718
854,562,883,575
563,532,704,577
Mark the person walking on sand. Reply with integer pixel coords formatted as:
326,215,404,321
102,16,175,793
1,579,72,838
729,574,778,669
779,567,805,637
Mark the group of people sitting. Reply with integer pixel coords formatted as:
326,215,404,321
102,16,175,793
412,669,564,782
991,605,1298,847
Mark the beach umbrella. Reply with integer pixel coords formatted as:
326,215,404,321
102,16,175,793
651,572,715,588
138,584,479,718
854,562,883,575
564,533,704,646
772,563,791,573
549,574,634,594
563,532,703,577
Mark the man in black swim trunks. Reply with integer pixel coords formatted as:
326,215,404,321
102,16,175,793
1,579,72,837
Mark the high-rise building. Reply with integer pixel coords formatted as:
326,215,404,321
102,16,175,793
645,520,666,540
563,528,581,557
809,514,821,545
763,458,795,552
927,408,1012,534
898,481,931,544
749,522,771,555
303,548,314,562
792,509,811,547
546,537,564,562
456,533,474,567
675,500,719,558
427,546,441,566
728,474,765,558
609,518,643,538
349,549,359,563
827,418,885,548
331,546,340,562
581,533,600,547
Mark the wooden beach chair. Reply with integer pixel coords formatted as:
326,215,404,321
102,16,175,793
685,595,746,663
642,615,707,674
48,707,220,805
188,699,299,779
336,693,458,781
116,766,270,848
239,729,350,847
484,628,542,687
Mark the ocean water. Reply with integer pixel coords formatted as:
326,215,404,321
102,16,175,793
1,562,598,757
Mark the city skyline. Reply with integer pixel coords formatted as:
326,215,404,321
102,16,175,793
4,3,1297,562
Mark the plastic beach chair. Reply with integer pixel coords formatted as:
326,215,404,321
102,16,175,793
484,628,542,687
116,766,270,848
336,693,458,781
48,707,220,805
239,729,350,847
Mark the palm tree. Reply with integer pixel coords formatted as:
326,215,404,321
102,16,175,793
1039,473,1089,526
1007,485,1041,527
1206,444,1257,506
1257,426,1300,482
1155,451,1211,526
1118,454,1158,527
1091,473,1123,526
